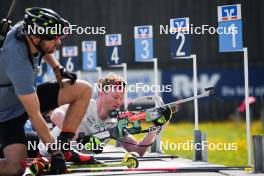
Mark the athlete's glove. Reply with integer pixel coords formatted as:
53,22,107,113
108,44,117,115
49,150,67,174
153,106,172,126
77,133,104,154
53,65,77,87
29,156,51,176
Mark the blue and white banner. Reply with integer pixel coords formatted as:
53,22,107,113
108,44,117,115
162,69,264,102
105,34,123,65
134,25,153,61
218,4,243,52
61,46,78,72
82,41,97,71
170,17,191,58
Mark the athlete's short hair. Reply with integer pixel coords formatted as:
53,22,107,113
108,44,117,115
97,73,126,92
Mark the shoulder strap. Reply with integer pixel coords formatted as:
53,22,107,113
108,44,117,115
14,27,34,69
0,83,12,87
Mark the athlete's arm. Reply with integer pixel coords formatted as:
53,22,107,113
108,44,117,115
6,49,56,145
43,53,60,69
121,133,157,156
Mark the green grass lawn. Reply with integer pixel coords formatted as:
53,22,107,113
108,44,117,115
125,120,264,166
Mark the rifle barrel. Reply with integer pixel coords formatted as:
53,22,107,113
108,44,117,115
146,88,214,112
6,0,16,19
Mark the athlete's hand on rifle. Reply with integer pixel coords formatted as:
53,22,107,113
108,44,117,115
77,133,104,154
173,104,180,113
153,106,172,126
53,65,77,87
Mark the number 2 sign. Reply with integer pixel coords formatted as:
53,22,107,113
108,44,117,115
170,17,191,58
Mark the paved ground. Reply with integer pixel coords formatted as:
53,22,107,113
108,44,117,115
23,145,264,176
24,146,264,176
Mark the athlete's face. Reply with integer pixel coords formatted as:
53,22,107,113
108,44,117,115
100,90,124,111
40,37,62,53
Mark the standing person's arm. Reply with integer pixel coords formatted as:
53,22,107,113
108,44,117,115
7,53,67,174
7,51,55,145
43,53,60,69
44,53,77,87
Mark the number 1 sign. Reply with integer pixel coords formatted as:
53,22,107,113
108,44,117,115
218,4,243,52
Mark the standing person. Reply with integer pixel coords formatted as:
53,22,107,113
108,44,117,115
0,7,98,175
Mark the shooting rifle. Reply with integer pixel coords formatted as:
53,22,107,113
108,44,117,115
0,0,16,48
85,87,215,143
114,87,215,139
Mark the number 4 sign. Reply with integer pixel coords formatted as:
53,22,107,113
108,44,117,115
105,34,122,65
218,4,243,52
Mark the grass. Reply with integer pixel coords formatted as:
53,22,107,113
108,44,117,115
111,120,264,166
